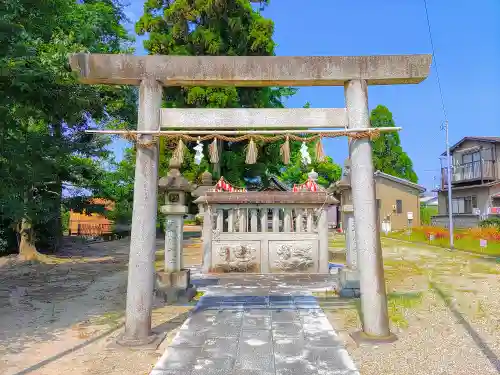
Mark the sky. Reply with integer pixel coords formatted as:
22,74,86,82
115,0,500,193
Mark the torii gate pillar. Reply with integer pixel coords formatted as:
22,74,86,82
118,78,162,346
345,80,393,341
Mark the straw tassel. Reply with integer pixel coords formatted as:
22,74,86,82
209,138,219,164
280,136,290,164
315,137,326,162
245,138,258,164
172,138,185,164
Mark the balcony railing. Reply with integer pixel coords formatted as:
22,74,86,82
441,160,496,187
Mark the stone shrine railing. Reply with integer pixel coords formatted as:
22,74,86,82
194,191,337,274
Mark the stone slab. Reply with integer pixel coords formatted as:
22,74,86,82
200,337,239,359
236,332,275,372
172,269,190,289
112,331,165,352
160,205,188,215
70,53,432,86
160,108,347,129
350,330,398,345
339,288,361,298
242,314,272,330
340,268,360,290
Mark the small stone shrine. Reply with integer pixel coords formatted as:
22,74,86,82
194,171,337,274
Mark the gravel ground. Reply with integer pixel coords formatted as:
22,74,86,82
325,238,500,375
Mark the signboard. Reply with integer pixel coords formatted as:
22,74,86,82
342,204,354,213
472,208,481,216
489,207,500,215
480,239,487,248
407,212,413,220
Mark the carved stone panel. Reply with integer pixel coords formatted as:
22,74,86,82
268,240,318,273
165,216,182,272
211,241,261,273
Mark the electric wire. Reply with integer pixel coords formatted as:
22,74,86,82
423,0,448,124
423,0,454,248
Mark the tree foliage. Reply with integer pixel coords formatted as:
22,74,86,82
135,0,296,186
370,105,418,183
277,102,341,188
0,0,136,257
278,144,342,189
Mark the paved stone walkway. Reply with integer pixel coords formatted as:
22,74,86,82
151,274,359,375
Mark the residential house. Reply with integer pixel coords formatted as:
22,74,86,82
373,171,426,230
331,169,425,231
433,136,500,228
420,195,438,207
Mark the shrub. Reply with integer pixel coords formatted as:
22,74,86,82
479,217,500,230
420,206,438,226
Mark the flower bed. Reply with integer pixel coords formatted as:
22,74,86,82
383,226,500,256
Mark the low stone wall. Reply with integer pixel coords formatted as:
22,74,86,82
431,214,480,229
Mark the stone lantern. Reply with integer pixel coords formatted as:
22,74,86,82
191,170,214,222
329,158,360,297
157,158,193,302
337,159,357,269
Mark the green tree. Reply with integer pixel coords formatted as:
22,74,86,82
276,102,342,188
135,0,296,186
0,0,136,258
370,105,418,183
278,143,342,189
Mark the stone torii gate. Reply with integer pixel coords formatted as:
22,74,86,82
69,53,431,346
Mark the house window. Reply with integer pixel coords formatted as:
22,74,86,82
462,151,480,164
396,200,403,214
447,195,477,214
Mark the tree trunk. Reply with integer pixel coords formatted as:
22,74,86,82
213,139,223,178
18,188,40,261
18,217,39,261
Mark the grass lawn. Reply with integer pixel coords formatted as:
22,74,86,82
383,228,500,257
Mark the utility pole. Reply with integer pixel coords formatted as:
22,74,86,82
443,120,454,249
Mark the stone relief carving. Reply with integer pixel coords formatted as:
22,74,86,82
212,228,221,242
215,244,257,272
274,243,313,271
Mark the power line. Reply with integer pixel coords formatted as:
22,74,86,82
423,0,448,123
423,0,454,248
